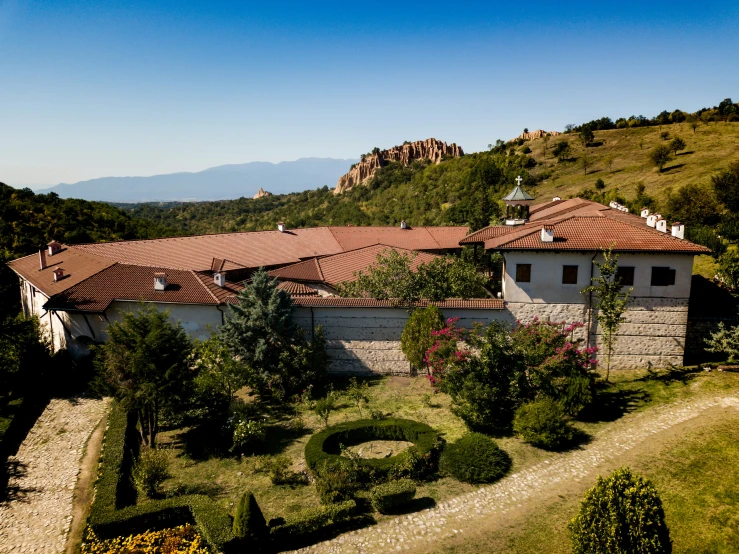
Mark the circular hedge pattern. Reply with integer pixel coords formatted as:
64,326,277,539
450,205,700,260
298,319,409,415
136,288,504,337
305,418,442,476
439,432,511,484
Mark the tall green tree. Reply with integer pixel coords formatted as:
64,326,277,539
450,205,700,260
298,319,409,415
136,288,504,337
220,269,297,392
553,140,572,162
400,305,446,372
582,248,632,381
712,161,739,213
192,335,248,405
96,305,193,446
669,136,686,156
0,315,50,399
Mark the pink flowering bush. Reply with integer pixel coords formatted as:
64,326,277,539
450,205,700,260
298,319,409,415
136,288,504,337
423,318,471,389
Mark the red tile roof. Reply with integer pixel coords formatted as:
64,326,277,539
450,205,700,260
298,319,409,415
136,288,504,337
459,226,516,244
7,246,116,298
290,297,504,309
484,215,711,253
44,264,220,312
327,226,468,252
268,245,440,286
276,281,320,296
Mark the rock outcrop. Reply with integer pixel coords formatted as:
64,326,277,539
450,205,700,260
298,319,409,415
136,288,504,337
253,187,272,199
334,138,463,195
511,129,562,142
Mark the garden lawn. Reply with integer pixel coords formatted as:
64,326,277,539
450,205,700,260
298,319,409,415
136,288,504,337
149,369,739,539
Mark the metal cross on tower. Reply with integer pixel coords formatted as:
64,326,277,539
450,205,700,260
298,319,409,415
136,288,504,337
515,175,523,186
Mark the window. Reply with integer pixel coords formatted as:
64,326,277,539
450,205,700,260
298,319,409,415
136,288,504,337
516,264,531,283
562,265,579,284
616,266,635,286
651,267,676,286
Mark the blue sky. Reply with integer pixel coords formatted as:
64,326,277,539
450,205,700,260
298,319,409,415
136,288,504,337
1,1,738,187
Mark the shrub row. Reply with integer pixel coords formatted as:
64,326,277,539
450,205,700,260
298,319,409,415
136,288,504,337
305,418,443,478
269,500,357,546
370,478,416,514
88,401,234,551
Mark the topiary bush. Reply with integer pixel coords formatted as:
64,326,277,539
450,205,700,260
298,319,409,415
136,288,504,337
401,305,445,371
513,397,576,450
269,500,356,547
439,432,510,484
305,418,443,481
132,447,169,498
569,467,672,553
369,478,416,514
232,490,267,542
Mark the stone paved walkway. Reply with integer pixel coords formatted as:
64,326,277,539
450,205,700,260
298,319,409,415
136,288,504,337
294,395,739,553
0,397,110,554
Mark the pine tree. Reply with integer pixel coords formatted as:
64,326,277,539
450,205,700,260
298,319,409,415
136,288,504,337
220,269,296,392
232,490,267,542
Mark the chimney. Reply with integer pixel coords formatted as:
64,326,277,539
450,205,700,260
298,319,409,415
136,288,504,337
609,201,619,209
541,225,554,243
47,240,61,256
400,220,408,230
671,222,685,239
552,196,561,201
154,272,168,291
646,214,657,228
619,206,629,213
39,248,47,270
214,272,226,287
277,222,286,233
641,207,650,218
53,268,65,282
656,218,667,233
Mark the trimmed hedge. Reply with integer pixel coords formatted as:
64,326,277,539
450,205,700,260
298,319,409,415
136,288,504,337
88,401,234,551
305,418,443,478
439,432,511,484
370,478,416,514
513,397,575,450
269,500,356,545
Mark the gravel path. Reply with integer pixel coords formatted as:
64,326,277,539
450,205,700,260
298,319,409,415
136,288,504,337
294,394,739,554
0,397,111,554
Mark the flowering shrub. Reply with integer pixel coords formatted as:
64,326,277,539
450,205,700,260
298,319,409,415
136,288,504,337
230,415,266,453
82,524,209,554
423,318,471,388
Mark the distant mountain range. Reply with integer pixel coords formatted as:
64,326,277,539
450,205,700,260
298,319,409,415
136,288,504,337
34,158,358,202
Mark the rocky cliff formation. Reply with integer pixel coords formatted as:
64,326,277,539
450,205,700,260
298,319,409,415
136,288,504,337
511,129,562,142
334,138,463,195
253,187,272,199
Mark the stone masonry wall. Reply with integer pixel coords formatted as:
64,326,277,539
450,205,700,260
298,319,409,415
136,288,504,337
294,297,690,376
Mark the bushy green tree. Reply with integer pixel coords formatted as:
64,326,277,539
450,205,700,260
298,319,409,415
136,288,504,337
665,184,721,228
401,305,446,371
569,467,671,553
717,250,739,291
583,248,632,381
513,398,575,450
96,305,192,446
233,491,267,542
192,335,247,406
0,314,49,399
553,140,572,162
580,126,595,145
712,161,739,213
669,136,686,156
650,145,672,171
706,322,739,362
417,257,488,301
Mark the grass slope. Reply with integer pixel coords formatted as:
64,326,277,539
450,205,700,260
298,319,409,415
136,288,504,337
524,121,739,204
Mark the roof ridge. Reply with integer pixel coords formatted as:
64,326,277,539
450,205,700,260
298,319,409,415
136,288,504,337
192,270,221,304
314,257,325,282
600,211,692,242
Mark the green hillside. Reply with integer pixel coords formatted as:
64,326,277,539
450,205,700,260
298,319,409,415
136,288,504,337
523,121,739,204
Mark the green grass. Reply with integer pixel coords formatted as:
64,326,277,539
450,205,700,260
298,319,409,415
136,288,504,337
524,121,739,203
0,397,24,444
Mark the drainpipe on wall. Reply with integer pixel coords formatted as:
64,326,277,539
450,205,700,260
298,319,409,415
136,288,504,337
216,305,226,326
586,252,598,348
310,306,315,341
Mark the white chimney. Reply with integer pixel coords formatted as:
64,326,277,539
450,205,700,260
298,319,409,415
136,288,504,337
552,196,561,201
656,219,667,233
400,220,408,230
671,222,685,239
641,207,650,218
48,240,61,256
154,272,168,291
39,249,47,270
619,206,629,213
541,225,554,243
277,222,286,233
214,272,226,287
53,268,64,282
646,214,657,228
609,201,618,209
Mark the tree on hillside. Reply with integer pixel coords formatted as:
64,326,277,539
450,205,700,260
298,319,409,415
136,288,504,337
649,145,673,172
582,248,631,382
580,126,594,146
96,305,193,447
553,140,572,162
665,183,721,228
603,154,615,172
669,137,686,156
579,154,592,175
670,109,685,123
543,133,551,152
687,114,700,133
712,161,739,213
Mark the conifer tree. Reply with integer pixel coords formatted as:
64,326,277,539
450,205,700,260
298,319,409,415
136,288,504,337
232,490,267,542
